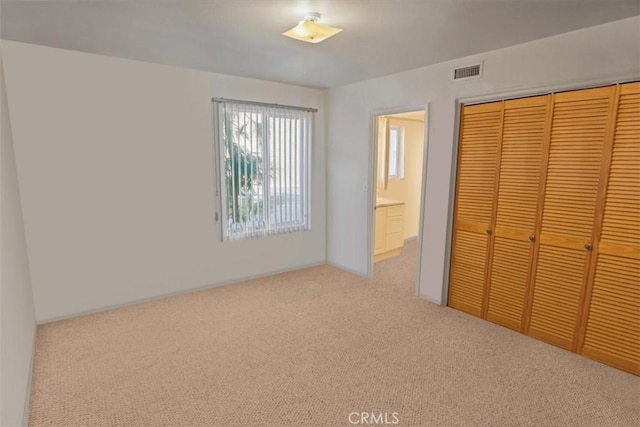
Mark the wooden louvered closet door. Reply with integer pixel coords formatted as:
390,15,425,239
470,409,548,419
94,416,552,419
449,82,639,374
448,102,502,317
485,95,550,331
526,86,617,351
579,82,640,375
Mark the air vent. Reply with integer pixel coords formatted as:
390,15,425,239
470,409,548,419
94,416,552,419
454,63,482,81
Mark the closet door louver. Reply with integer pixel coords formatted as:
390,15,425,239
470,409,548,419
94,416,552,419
581,82,640,375
485,96,550,331
448,102,503,317
527,86,616,350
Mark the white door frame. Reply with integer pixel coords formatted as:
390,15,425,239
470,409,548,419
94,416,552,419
367,103,430,296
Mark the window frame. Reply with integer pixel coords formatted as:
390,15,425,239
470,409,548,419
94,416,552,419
213,100,313,242
388,126,405,180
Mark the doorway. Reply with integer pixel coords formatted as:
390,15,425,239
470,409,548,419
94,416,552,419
369,109,427,293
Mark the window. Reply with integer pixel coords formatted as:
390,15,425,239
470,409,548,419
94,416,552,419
213,100,313,241
388,126,405,179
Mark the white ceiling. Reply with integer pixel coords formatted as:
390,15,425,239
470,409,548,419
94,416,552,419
1,1,638,88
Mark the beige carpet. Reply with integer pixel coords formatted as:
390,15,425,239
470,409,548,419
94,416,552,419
29,241,639,426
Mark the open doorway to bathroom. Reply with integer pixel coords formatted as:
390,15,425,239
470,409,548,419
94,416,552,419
370,109,427,292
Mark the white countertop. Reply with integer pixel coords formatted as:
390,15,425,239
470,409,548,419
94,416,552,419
376,197,404,207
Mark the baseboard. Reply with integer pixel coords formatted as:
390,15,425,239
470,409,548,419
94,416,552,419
374,248,401,263
22,327,36,426
404,236,417,242
326,261,368,279
417,294,444,306
37,260,326,325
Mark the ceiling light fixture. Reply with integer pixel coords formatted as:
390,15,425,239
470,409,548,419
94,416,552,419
282,12,343,44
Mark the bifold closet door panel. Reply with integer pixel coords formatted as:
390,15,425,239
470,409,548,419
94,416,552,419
583,255,639,374
582,82,640,375
485,95,549,331
449,102,502,316
528,86,616,350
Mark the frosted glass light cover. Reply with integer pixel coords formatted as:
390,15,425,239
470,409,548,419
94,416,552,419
282,20,343,43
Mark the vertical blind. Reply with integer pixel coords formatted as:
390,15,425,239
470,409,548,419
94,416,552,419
213,99,313,241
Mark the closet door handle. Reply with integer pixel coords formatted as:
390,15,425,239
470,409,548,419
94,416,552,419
528,234,536,243
486,227,492,235
584,242,593,251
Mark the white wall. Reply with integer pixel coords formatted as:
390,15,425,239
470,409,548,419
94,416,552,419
1,51,36,427
1,41,326,322
326,16,640,304
379,118,424,239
